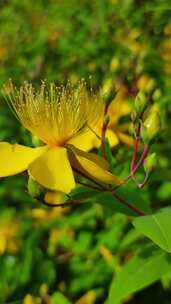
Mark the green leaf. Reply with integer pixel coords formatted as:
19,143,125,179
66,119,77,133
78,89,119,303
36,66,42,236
133,207,171,252
52,292,71,304
108,246,171,304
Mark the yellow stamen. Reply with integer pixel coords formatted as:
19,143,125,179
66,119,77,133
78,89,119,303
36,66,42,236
3,80,102,146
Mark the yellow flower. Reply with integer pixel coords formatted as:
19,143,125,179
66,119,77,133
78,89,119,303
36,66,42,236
1,81,121,203
71,84,133,151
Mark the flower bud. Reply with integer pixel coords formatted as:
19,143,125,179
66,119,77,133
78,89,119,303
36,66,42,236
141,110,161,144
27,176,43,198
134,91,147,114
101,78,113,96
110,57,120,71
144,153,157,173
152,89,161,101
44,191,67,205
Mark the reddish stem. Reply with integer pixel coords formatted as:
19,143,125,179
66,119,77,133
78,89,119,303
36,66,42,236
101,102,110,160
111,191,145,216
131,121,141,173
131,144,149,177
138,172,151,189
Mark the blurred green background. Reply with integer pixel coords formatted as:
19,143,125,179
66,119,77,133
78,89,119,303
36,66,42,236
1,0,171,303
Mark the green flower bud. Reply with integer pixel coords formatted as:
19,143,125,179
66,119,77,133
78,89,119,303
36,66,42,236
28,176,43,198
141,110,161,144
144,153,157,173
135,91,147,114
152,89,162,101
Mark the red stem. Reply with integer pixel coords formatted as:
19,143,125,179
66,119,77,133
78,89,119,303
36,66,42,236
111,191,145,216
101,102,110,160
131,121,141,173
131,144,149,176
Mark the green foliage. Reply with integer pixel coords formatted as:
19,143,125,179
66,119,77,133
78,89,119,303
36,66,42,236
52,292,71,304
0,0,171,303
108,246,171,304
133,207,171,252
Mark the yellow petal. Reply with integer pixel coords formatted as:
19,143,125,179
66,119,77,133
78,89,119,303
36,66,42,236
106,129,119,147
44,191,67,205
68,130,97,152
28,147,75,193
0,142,46,177
67,145,122,186
67,144,109,170
108,95,131,125
69,128,119,150
116,132,134,146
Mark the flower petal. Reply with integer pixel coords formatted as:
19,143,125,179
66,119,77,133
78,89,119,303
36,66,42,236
117,132,134,146
108,92,131,125
0,142,46,177
67,145,122,186
106,129,119,147
68,130,97,152
28,147,75,193
67,144,109,170
69,128,119,151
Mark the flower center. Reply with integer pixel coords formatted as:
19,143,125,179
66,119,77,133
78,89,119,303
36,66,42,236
4,81,103,146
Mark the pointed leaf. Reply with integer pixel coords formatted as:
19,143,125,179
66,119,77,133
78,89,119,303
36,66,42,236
133,207,171,252
108,246,171,304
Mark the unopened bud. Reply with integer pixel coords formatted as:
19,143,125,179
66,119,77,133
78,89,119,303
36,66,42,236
152,89,162,101
144,153,157,173
141,110,161,144
101,78,113,96
28,176,43,198
44,191,67,205
135,91,147,114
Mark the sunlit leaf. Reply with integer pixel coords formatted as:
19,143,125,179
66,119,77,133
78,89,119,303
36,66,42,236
108,246,171,304
133,207,171,252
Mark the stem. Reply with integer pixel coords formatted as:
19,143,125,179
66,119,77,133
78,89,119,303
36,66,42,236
131,116,141,173
78,181,102,191
39,160,145,216
131,144,149,176
80,178,145,216
138,170,153,189
109,186,145,216
74,167,144,216
130,108,146,176
131,134,140,173
123,144,149,184
101,102,110,160
111,190,145,216
74,168,105,190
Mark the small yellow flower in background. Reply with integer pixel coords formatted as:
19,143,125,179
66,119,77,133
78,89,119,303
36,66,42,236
75,290,96,304
31,207,67,222
0,217,19,255
1,80,121,204
23,294,35,304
